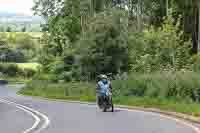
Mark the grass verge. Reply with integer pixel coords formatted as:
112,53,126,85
19,81,200,117
4,77,31,84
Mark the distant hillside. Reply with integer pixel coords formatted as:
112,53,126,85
0,11,45,32
0,11,18,17
0,11,44,24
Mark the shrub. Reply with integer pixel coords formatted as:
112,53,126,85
18,68,36,78
112,72,200,102
128,15,192,73
0,42,26,63
0,63,18,76
58,71,73,82
191,54,200,72
6,50,26,63
38,54,53,66
0,63,36,78
16,34,36,51
49,60,65,74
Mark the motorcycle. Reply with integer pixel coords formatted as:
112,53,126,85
96,73,114,112
97,91,114,112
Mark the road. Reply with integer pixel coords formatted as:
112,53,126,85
0,84,199,133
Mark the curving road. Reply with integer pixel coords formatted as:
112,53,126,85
0,84,199,133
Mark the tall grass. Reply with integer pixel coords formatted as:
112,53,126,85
21,71,200,102
113,72,200,102
20,81,95,98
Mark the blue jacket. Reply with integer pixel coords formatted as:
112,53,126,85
97,80,111,96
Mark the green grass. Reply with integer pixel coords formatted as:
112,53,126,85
20,88,200,117
19,79,200,117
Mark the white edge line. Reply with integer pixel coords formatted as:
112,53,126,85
0,99,40,133
119,108,200,133
17,106,40,133
17,104,50,133
2,99,50,133
16,95,200,133
72,100,200,133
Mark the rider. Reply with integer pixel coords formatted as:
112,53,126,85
96,74,112,107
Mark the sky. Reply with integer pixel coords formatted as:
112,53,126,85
0,0,34,15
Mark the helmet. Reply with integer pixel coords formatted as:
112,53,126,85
100,74,108,79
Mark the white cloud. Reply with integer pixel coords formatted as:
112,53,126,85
0,0,34,15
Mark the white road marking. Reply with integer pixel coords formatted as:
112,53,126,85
0,99,50,133
17,106,41,133
5,94,199,133
0,99,40,133
21,97,200,133
119,108,200,133
76,100,200,133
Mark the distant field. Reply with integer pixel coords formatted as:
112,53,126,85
0,32,43,38
16,63,41,71
2,63,41,71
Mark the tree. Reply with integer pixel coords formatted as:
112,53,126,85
21,26,26,32
198,1,200,52
137,0,142,32
79,9,128,78
32,0,64,17
33,0,81,56
125,0,169,29
6,26,11,32
174,0,199,53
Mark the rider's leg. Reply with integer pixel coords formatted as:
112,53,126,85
97,95,102,106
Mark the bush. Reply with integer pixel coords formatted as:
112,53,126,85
112,72,200,102
191,54,200,72
18,68,36,78
0,43,26,63
128,15,192,73
5,50,26,63
38,54,53,66
0,63,36,78
0,63,19,76
58,71,73,82
44,54,82,82
49,59,65,74
16,34,36,51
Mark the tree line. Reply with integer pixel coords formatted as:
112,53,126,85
33,0,200,52
31,0,200,81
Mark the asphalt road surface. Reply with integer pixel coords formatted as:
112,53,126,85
0,84,199,133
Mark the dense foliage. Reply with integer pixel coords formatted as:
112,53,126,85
129,15,192,73
31,0,200,82
17,0,200,108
